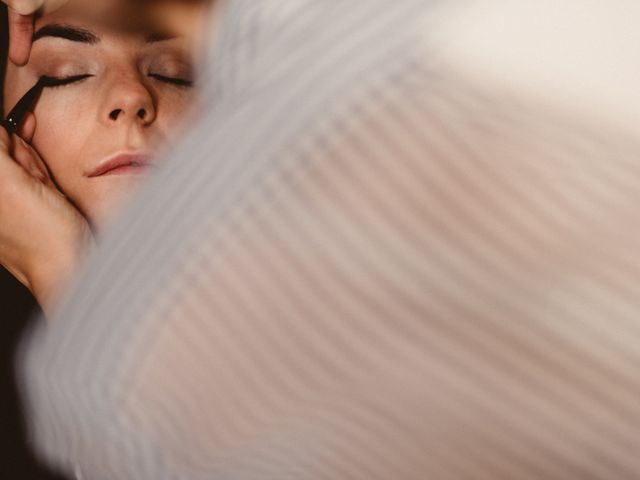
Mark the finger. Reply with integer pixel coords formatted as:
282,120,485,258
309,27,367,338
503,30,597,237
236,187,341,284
13,114,56,186
0,123,10,153
12,136,46,180
5,0,44,15
11,136,51,184
8,10,34,66
0,135,29,183
19,112,37,143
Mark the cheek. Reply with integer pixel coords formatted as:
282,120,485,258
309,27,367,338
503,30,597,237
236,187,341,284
154,90,196,131
31,95,96,189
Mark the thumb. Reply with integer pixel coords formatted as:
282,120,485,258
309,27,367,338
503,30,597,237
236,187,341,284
18,114,54,185
11,133,56,187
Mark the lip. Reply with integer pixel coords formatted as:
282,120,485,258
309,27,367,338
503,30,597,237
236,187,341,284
87,153,155,177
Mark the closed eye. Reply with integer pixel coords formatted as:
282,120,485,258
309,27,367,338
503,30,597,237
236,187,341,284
149,73,193,88
44,74,94,88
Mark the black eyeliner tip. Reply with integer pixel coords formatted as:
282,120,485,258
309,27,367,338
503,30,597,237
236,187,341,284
40,75,63,87
40,74,94,88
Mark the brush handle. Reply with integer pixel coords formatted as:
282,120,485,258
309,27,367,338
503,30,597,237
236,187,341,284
1,118,12,134
3,77,46,135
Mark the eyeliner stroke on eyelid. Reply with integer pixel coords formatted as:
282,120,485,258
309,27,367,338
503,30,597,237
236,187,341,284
29,49,193,84
40,73,194,89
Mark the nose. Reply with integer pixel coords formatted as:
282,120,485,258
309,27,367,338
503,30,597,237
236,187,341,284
102,74,156,127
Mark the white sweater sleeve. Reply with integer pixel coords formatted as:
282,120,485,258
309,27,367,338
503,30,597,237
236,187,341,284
19,1,640,479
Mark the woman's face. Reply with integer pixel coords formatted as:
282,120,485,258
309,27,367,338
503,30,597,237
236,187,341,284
3,4,196,230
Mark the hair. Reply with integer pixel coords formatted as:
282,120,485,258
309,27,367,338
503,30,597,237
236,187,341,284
0,4,8,116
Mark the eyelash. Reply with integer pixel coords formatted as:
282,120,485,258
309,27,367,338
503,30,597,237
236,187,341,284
148,73,194,88
47,73,193,88
47,74,93,88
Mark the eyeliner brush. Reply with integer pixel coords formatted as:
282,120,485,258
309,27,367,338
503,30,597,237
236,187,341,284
2,76,62,135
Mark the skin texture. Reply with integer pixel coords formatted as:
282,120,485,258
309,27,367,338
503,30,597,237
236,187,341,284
3,3,196,229
3,0,209,66
0,1,202,314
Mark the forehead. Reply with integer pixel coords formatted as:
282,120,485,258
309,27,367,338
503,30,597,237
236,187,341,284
33,2,172,45
34,0,201,35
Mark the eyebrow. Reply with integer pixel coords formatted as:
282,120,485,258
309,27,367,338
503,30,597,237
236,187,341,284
32,24,100,44
31,24,179,45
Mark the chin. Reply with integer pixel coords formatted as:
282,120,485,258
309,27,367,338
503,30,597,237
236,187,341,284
85,177,147,233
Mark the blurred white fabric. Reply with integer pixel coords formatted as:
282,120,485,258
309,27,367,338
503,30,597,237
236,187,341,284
18,0,640,479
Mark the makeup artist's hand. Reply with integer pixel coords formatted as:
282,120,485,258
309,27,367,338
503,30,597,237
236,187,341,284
0,115,94,316
3,0,68,65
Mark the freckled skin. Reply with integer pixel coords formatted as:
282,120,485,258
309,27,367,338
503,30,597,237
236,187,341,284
3,3,196,230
